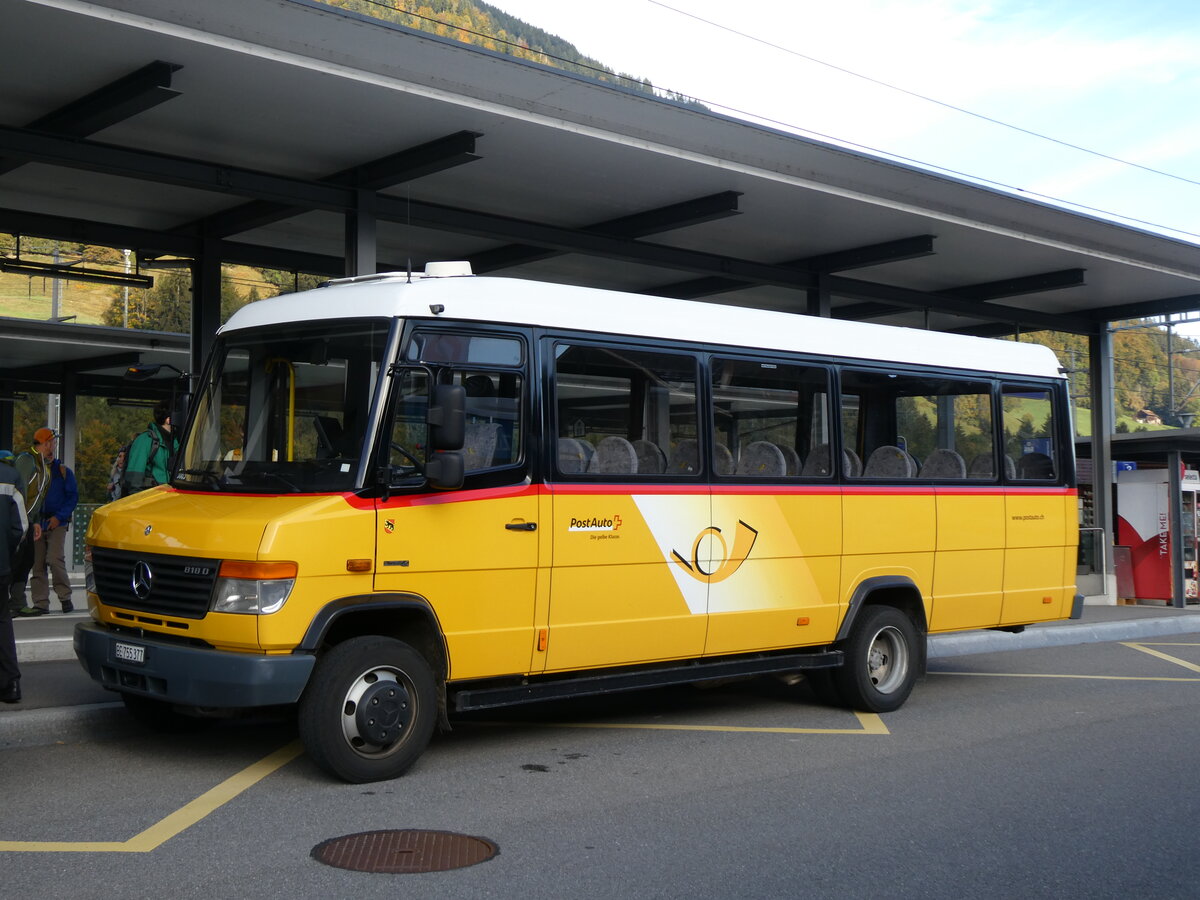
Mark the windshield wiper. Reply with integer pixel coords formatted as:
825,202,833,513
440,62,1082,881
256,470,302,493
176,467,221,485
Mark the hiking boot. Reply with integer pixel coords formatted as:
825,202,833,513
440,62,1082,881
61,600,74,614
17,606,47,617
1,679,19,703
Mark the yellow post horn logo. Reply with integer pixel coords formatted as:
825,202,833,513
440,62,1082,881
671,520,758,584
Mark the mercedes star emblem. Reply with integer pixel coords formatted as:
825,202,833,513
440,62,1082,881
131,560,153,600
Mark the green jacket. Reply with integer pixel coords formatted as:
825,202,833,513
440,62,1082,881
125,423,179,491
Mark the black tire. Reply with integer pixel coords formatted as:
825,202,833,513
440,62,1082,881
298,636,437,784
120,692,210,733
832,605,919,713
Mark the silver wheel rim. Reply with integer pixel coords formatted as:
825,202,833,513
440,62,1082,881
339,666,415,759
865,625,909,694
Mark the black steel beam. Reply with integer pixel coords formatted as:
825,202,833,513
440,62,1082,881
828,274,1092,334
471,191,742,274
800,235,937,273
1088,292,1200,324
946,322,1026,338
950,268,1086,302
188,131,483,238
641,235,936,300
0,207,195,257
332,130,482,190
0,61,182,176
0,126,357,211
0,351,143,381
0,207,345,276
220,240,344,276
834,268,1088,328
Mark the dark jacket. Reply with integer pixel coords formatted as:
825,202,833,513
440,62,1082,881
0,463,28,579
13,449,49,523
42,458,78,528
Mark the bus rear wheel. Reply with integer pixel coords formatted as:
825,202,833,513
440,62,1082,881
298,636,437,783
833,605,919,713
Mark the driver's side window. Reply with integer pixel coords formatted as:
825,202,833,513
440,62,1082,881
391,330,526,479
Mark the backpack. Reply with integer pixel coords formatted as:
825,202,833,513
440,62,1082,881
113,428,163,497
1,448,34,571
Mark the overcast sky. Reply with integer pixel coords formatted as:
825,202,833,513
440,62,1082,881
489,0,1200,246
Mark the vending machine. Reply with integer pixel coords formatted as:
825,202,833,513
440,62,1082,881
1116,468,1200,602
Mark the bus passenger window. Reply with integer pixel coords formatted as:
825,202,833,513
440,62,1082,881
842,370,993,481
1003,385,1058,481
553,343,699,478
710,358,830,478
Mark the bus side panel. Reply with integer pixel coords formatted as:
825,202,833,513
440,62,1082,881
1000,490,1077,624
704,491,842,655
545,490,709,671
929,490,1005,632
374,491,540,680
841,489,935,612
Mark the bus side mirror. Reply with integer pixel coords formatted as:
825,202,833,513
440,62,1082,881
427,384,465,451
424,450,464,491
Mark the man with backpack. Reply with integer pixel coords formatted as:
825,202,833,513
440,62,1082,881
1,450,28,702
16,427,78,617
7,428,52,615
124,402,179,494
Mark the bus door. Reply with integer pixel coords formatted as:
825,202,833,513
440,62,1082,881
543,341,709,672
375,330,540,681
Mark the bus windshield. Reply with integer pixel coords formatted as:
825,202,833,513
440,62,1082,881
174,318,393,493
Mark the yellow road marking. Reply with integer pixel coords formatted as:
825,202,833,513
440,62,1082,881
474,710,888,735
931,639,1200,682
1120,641,1200,674
929,671,1200,682
0,740,303,854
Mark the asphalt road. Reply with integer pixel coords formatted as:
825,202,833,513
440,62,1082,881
3,636,1198,899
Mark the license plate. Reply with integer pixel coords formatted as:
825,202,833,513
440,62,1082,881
114,642,145,665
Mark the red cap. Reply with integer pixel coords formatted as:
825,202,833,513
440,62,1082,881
33,427,57,444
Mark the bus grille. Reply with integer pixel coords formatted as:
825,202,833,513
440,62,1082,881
91,548,219,620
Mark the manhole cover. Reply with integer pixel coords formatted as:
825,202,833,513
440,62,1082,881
311,829,499,874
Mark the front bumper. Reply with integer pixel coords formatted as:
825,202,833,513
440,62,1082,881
74,621,315,708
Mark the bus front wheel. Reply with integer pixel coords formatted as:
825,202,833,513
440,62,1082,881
833,605,919,713
298,636,437,783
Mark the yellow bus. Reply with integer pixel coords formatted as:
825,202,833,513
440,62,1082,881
76,262,1080,782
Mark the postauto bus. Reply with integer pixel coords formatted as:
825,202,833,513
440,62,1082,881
76,262,1080,782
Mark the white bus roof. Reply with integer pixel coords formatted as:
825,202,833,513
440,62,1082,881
221,269,1063,380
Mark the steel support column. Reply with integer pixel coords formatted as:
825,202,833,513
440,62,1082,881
1169,450,1186,608
0,381,13,450
190,240,222,377
60,372,77,475
345,188,377,277
1089,329,1116,603
807,273,831,317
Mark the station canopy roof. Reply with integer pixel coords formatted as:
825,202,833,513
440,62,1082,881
4,0,1200,394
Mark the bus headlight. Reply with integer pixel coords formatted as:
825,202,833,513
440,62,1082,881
212,561,298,615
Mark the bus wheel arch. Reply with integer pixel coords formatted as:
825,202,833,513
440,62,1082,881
298,634,438,783
833,578,926,713
302,597,450,730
